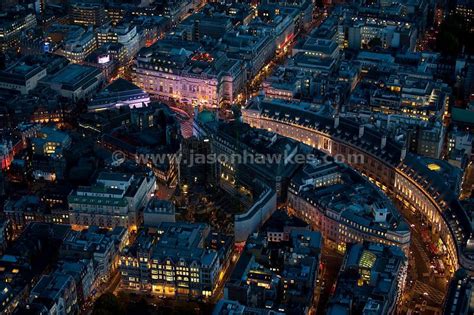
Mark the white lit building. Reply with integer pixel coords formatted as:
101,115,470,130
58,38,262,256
68,171,156,229
61,29,97,63
0,62,47,94
288,156,411,253
88,78,150,112
96,23,140,60
134,40,245,107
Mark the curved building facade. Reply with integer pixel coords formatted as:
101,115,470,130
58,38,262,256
288,156,410,253
242,98,474,272
234,182,277,243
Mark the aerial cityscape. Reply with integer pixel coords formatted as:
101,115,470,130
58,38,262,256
0,0,472,314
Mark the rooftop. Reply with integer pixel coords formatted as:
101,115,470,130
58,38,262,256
328,242,406,315
42,64,101,92
101,79,141,93
123,222,220,266
226,209,322,313
145,198,175,214
290,157,409,237
97,172,133,183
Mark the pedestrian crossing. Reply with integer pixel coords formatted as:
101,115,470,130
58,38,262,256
412,280,445,305
412,237,431,267
181,121,194,138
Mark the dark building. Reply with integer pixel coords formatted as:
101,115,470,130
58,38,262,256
0,223,71,314
179,136,212,189
326,242,407,315
101,102,182,186
443,269,474,315
196,117,302,199
223,210,322,314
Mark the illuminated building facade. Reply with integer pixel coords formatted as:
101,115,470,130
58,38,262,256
346,19,417,51
3,195,68,232
96,23,140,60
68,171,156,230
253,6,296,51
260,0,313,32
455,0,474,25
61,29,97,63
0,10,37,53
0,137,22,170
102,42,128,65
443,269,474,315
83,52,117,81
0,219,12,255
262,67,299,101
160,0,199,23
69,2,106,27
31,127,71,157
119,222,228,299
293,37,339,60
288,154,411,253
221,29,275,78
242,97,474,272
194,117,308,242
100,103,181,187
88,78,150,112
134,39,245,107
349,68,451,122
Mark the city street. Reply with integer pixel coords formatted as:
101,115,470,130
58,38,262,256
211,250,241,303
314,248,343,313
396,200,449,315
1,0,472,314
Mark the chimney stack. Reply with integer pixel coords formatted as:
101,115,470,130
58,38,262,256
359,125,364,138
381,135,387,149
400,143,407,161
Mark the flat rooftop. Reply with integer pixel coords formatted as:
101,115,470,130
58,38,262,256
48,64,99,85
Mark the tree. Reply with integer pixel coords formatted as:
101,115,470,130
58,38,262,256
435,14,474,57
92,293,125,315
0,53,5,70
125,298,151,315
368,37,382,50
436,31,459,57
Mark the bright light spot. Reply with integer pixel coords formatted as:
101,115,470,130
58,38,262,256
427,163,441,171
